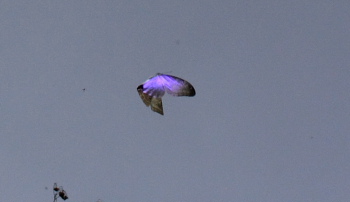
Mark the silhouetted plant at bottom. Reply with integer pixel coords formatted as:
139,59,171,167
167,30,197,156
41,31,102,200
53,183,68,201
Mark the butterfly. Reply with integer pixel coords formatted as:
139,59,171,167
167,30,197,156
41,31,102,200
137,73,196,115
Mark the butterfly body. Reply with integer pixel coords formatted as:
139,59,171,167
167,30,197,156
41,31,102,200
137,73,195,115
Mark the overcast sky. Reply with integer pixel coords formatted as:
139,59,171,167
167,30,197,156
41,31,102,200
1,1,349,202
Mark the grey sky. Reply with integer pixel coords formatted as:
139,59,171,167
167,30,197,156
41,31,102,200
1,1,349,201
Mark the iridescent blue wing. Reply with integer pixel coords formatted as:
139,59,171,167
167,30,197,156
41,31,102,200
137,73,195,115
157,74,196,97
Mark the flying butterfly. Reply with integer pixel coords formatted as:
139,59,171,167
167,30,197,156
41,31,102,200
137,73,196,115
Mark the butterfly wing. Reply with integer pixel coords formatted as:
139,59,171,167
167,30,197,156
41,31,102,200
137,84,164,115
141,74,166,98
157,74,196,97
137,73,195,115
150,97,163,115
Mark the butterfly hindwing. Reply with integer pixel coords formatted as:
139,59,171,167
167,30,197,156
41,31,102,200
137,85,152,106
137,84,164,115
150,97,163,115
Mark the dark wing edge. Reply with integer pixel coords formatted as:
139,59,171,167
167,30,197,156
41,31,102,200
162,74,196,97
177,79,196,96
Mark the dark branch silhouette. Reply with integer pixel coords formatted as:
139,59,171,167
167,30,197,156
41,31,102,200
52,183,68,201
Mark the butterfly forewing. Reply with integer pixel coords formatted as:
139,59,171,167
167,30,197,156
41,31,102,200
142,75,166,98
159,74,196,97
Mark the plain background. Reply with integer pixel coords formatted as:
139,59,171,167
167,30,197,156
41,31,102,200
1,1,349,201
